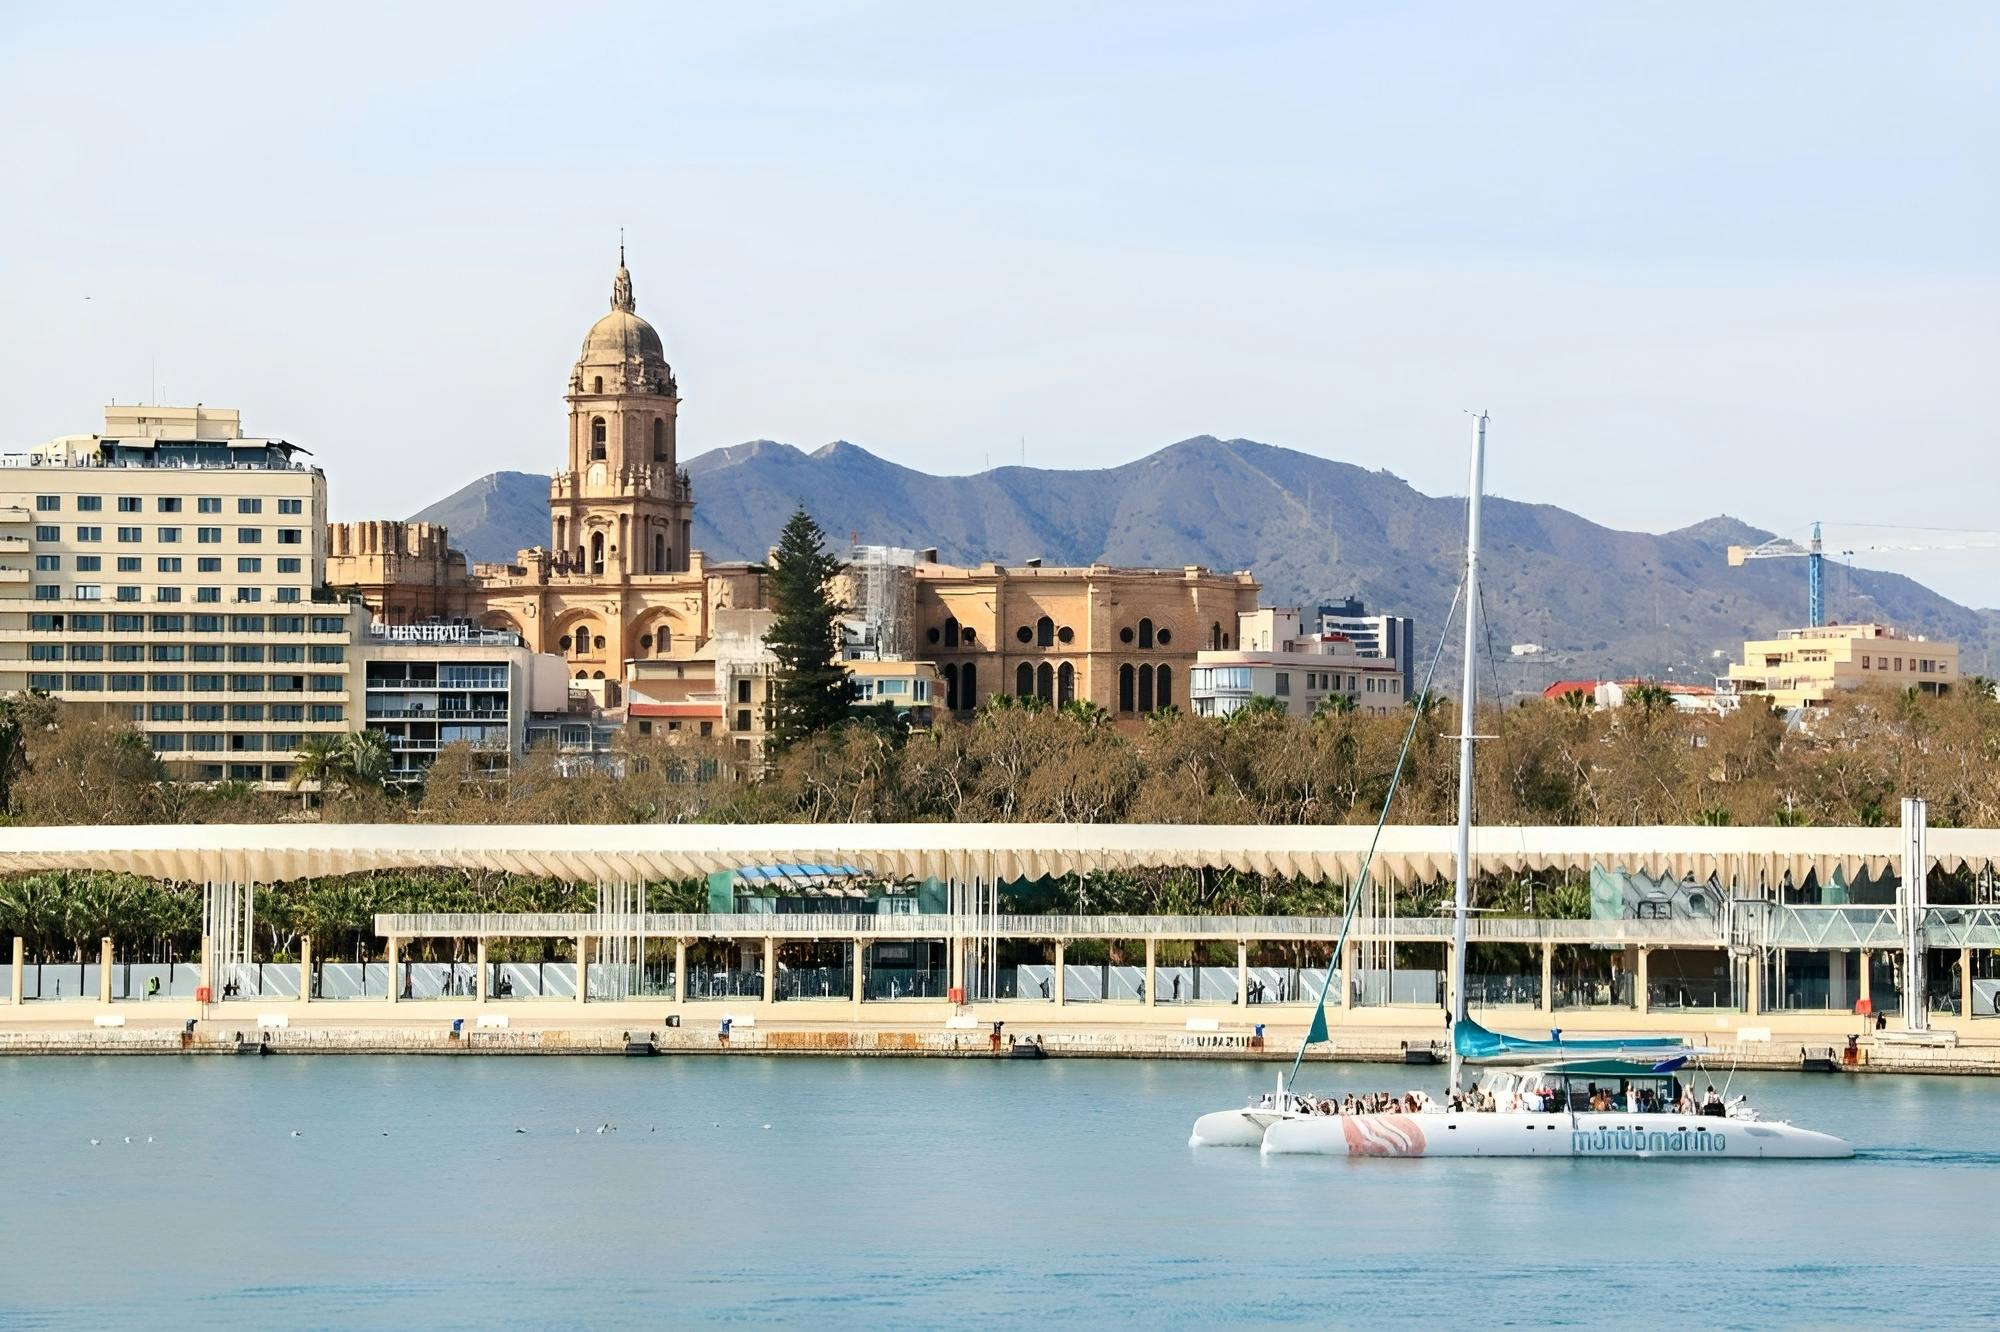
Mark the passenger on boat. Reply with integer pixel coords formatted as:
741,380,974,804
1702,1085,1725,1116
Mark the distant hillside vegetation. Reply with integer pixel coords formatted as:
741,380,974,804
409,436,2000,682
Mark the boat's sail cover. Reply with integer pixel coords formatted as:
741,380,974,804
1453,1017,1687,1064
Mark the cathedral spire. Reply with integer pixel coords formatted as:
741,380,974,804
611,232,634,312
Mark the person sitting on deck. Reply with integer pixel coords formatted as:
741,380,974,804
1703,1085,1724,1116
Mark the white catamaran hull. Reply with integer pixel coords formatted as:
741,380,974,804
1261,1111,1852,1160
1189,1107,1297,1148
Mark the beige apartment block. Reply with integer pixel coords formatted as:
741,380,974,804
1190,607,1405,718
1724,622,1959,710
913,561,1260,717
0,406,360,786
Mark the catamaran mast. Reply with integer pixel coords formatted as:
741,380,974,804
1449,411,1487,1096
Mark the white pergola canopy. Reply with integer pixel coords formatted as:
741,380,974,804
0,822,1989,887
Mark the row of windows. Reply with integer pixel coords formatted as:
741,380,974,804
146,704,313,722
32,555,303,574
30,643,338,664
30,673,345,694
35,585,305,604
34,495,304,516
158,761,291,783
1858,654,1947,674
30,524,303,545
147,733,306,753
27,613,347,634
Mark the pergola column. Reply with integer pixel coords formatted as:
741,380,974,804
762,937,775,1005
98,937,112,1005
673,938,687,1003
1339,937,1353,1007
1144,938,1156,1008
1962,947,1974,1019
1236,940,1248,1009
385,936,399,1005
1539,939,1554,1014
1636,946,1651,1015
1052,940,1065,1006
1744,954,1761,1016
852,940,865,1005
9,936,22,1006
474,938,488,1004
299,936,313,1004
1859,949,1872,1009
575,935,590,1004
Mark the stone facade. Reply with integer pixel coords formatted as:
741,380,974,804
914,561,1260,717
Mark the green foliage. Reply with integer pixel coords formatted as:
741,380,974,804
763,507,853,751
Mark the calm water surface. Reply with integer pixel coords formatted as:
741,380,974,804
1,1054,1996,1328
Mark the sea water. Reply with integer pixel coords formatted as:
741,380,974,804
1,1055,1995,1327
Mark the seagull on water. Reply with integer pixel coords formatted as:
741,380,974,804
514,1127,527,1134
123,1136,132,1144
290,1130,303,1137
89,1138,100,1146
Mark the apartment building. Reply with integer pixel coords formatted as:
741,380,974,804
1722,622,1960,711
1315,598,1415,698
0,406,360,786
1190,607,1406,719
359,623,569,782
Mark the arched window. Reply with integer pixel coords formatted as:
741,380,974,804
1057,661,1075,704
1222,632,1231,649
1035,661,1054,703
592,375,604,394
941,662,958,711
1118,663,1135,713
654,533,666,573
1157,664,1172,710
574,545,585,570
1138,664,1155,713
652,418,666,462
1211,622,1222,650
590,416,607,461
589,532,605,575
1138,617,1154,649
591,670,604,680
569,627,592,658
1036,615,1054,648
654,625,671,655
944,617,960,648
1016,663,1034,698
960,662,976,708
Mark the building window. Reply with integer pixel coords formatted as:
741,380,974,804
1057,661,1075,704
278,529,302,545
157,527,180,543
593,375,604,394
118,497,142,513
238,498,262,514
1157,628,1172,647
237,557,263,573
736,678,751,704
34,555,58,571
1120,626,1134,644
198,528,221,544
1016,662,1034,698
278,498,302,515
944,617,960,648
77,496,101,512
75,526,100,542
34,525,56,542
198,497,221,514
1210,622,1222,650
1036,661,1054,703
1119,663,1135,713
652,418,666,462
589,531,604,574
1138,618,1154,650
735,709,751,731
117,527,141,543
157,557,181,573
1157,664,1172,710
654,532,666,573
237,528,262,543
590,417,607,461
960,662,976,708
1137,664,1155,713
34,496,58,511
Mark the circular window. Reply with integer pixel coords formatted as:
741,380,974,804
1119,627,1134,644
1016,626,1032,643
558,635,573,651
1057,626,1074,644
639,633,653,650
1156,628,1172,646
593,635,607,650
928,627,941,644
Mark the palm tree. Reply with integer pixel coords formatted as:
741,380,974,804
1059,699,1112,729
289,735,348,800
1313,693,1357,720
341,731,391,789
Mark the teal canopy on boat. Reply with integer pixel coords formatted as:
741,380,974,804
1453,1017,1686,1064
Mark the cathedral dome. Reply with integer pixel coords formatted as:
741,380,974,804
572,253,673,393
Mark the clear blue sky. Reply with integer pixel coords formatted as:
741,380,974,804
2,3,1994,602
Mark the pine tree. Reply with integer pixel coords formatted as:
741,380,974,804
764,506,853,751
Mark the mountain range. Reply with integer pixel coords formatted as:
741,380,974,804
410,436,2000,684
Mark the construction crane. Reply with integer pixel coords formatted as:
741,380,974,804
1729,523,2000,627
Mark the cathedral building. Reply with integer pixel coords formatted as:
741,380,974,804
328,255,763,701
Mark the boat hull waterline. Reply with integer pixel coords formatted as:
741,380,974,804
1188,1107,1298,1148
1254,1111,1853,1160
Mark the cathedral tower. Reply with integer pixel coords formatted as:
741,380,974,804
550,250,695,579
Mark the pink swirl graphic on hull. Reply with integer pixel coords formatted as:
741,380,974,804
1341,1114,1428,1157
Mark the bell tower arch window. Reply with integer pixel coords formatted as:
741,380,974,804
652,418,666,463
593,375,604,394
590,416,607,462
654,532,666,573
589,531,605,575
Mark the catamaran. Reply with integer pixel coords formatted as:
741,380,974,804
1192,414,1853,1161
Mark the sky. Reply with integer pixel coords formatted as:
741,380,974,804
2,2,1995,603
